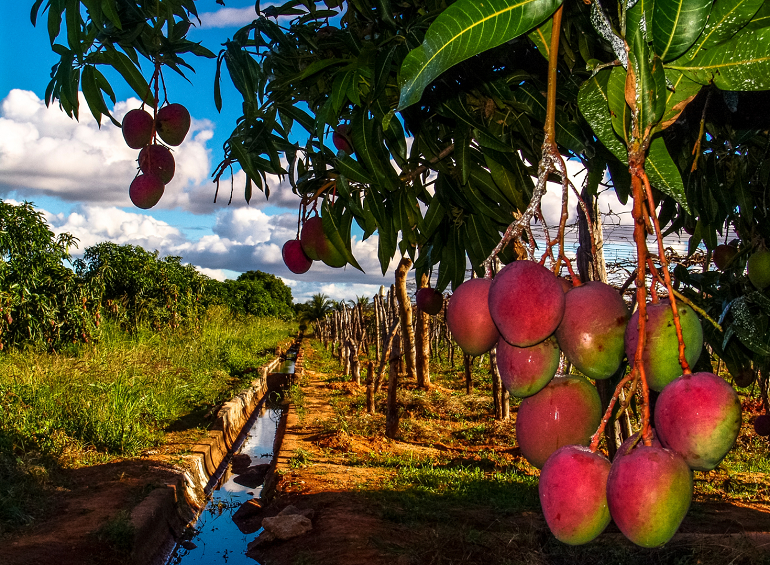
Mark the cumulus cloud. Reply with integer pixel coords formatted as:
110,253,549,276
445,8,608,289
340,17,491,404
36,200,396,290
0,90,212,210
197,2,296,29
0,89,302,215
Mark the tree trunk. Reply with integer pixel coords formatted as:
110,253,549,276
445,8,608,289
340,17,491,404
415,272,431,389
366,361,375,414
385,330,402,439
395,257,417,383
375,322,400,393
502,388,510,420
374,295,382,362
349,338,360,385
490,347,502,419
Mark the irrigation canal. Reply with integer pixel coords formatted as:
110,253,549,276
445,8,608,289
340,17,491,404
165,349,297,564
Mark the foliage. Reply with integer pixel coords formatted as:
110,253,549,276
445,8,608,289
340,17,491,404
213,270,295,319
75,241,210,332
0,200,101,351
295,292,334,324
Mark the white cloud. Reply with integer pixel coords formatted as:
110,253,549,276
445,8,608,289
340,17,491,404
0,90,216,213
198,6,257,28
197,3,291,29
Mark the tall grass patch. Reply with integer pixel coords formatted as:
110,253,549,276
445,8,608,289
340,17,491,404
0,307,294,462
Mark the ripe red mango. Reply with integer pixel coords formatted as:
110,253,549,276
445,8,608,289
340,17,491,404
333,124,353,153
606,444,692,548
300,216,346,267
624,300,703,391
155,103,190,146
282,240,312,274
496,335,559,398
122,108,154,149
488,260,565,347
515,376,601,469
539,445,611,545
712,244,738,271
446,278,499,356
129,174,164,209
138,144,175,184
655,371,742,471
416,287,443,315
555,281,628,380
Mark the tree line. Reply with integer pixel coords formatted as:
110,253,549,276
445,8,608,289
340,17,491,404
0,200,295,351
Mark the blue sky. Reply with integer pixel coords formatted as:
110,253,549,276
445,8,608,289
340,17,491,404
0,1,397,303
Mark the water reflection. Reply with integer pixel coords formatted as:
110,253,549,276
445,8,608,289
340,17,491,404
167,403,282,565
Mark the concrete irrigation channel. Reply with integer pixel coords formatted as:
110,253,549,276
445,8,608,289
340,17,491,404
127,337,305,565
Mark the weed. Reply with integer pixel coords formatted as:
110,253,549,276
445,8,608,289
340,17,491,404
289,447,312,469
95,510,135,553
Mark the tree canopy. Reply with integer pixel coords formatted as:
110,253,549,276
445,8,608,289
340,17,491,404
31,0,770,389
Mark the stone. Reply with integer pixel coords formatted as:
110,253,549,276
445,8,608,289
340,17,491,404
231,453,252,474
232,499,266,534
262,513,312,540
233,463,270,488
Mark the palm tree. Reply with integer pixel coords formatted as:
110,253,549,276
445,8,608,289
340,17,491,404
300,293,333,323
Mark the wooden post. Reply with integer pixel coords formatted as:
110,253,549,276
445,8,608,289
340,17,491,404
490,346,502,419
366,361,375,414
415,272,431,390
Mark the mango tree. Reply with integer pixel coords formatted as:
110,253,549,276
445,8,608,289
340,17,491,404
34,0,770,547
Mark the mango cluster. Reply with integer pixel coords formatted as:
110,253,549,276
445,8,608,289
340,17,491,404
121,104,190,209
282,216,347,274
446,260,742,547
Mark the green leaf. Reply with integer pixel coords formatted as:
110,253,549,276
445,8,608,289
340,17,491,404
422,197,446,239
245,176,253,204
101,0,121,29
331,68,356,113
528,17,552,60
482,156,529,210
577,69,627,163
366,189,397,274
105,48,152,103
397,0,563,109
646,136,689,212
335,154,374,184
627,39,667,135
746,0,770,31
321,200,364,272
511,84,586,153
80,65,112,125
652,0,713,62
686,0,764,59
463,214,501,276
607,66,631,145
656,69,703,131
350,112,400,190
668,27,770,90
437,227,466,292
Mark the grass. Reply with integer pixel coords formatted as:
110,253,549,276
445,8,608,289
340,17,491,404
0,306,295,533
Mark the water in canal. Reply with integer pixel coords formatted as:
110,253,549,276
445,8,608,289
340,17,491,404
166,399,282,565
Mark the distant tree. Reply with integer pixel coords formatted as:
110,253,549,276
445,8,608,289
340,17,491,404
215,270,294,319
0,200,100,350
297,293,333,323
76,242,209,330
